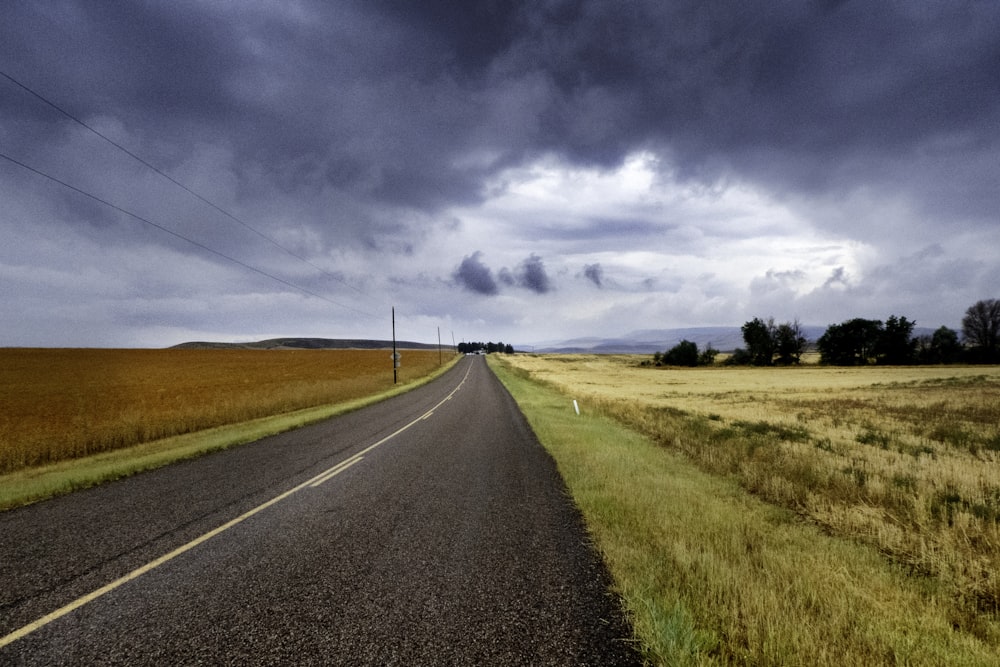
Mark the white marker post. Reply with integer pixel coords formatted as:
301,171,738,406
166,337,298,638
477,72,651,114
573,399,580,416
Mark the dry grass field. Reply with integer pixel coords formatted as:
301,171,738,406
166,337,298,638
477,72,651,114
0,347,446,475
501,354,1000,647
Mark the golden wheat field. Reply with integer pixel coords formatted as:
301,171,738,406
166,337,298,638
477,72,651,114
502,354,1000,641
0,347,446,474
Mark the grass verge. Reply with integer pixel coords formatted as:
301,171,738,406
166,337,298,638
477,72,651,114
489,356,999,665
0,356,459,511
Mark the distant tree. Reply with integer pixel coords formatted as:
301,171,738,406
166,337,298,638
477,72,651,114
740,317,806,365
661,340,700,367
458,340,514,354
962,298,1000,363
817,324,850,365
817,318,883,365
931,326,963,364
723,348,753,366
774,320,808,365
698,345,720,366
877,315,917,365
917,326,963,364
741,317,776,366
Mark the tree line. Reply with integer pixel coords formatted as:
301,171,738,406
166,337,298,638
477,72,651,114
648,298,1000,367
457,341,515,354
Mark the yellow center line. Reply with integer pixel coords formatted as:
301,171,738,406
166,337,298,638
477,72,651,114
0,360,474,650
308,455,363,487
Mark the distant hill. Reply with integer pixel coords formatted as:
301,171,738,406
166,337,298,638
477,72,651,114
171,337,440,351
534,328,741,354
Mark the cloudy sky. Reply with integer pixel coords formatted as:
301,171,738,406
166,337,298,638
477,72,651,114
2,1,998,348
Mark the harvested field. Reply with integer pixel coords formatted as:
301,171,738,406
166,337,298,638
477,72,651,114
0,347,447,474
501,354,1000,644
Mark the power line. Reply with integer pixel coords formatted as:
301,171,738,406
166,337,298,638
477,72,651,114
0,150,378,319
0,68,364,295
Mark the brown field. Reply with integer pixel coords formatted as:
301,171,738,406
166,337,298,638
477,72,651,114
501,354,1000,643
0,347,448,474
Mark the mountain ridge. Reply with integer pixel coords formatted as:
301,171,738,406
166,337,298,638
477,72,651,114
170,337,440,350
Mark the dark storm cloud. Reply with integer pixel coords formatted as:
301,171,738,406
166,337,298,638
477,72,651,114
513,254,552,294
583,263,603,288
495,256,552,293
467,254,553,294
368,0,524,74
4,1,998,231
497,267,515,287
483,1,1000,227
453,251,498,295
0,1,498,252
823,267,850,289
2,1,998,346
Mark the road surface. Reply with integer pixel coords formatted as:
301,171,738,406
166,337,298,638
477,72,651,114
0,356,639,665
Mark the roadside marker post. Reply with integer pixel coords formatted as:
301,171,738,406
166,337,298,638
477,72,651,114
573,399,580,416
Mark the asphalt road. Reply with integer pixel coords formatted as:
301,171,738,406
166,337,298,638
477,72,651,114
0,355,640,665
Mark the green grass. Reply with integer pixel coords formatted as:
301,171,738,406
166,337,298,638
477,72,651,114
0,357,460,511
489,357,999,665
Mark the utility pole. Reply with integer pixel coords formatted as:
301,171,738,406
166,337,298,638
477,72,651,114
438,327,442,366
392,306,397,384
